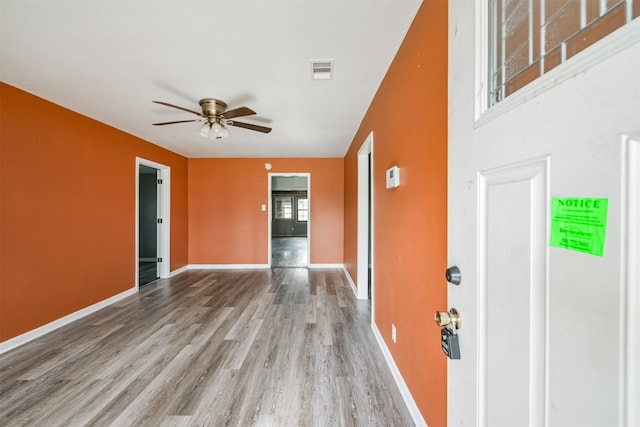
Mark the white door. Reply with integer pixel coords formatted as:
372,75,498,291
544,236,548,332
448,4,640,427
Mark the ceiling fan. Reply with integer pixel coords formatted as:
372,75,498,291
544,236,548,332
152,98,272,139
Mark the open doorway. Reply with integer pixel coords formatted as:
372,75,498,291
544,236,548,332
269,174,310,267
357,132,374,301
136,158,171,288
138,165,159,285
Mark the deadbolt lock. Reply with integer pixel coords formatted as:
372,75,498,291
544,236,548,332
445,265,462,285
434,308,461,330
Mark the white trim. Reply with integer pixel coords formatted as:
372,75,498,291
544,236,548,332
474,0,490,122
268,173,311,268
620,131,640,427
0,288,137,354
188,264,271,270
475,8,640,127
308,263,344,269
135,157,171,288
342,266,359,298
170,265,189,277
357,132,374,300
372,322,428,427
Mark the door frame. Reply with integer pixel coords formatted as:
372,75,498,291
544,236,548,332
622,131,640,426
357,132,374,301
135,157,171,288
268,173,310,267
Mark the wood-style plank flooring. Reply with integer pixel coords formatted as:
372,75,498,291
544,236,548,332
0,269,414,426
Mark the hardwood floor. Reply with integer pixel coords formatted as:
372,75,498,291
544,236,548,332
0,269,414,426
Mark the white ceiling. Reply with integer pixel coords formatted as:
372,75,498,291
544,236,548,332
1,0,421,158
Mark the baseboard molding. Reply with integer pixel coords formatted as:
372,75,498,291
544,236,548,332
0,287,138,355
170,265,189,277
342,267,359,298
307,263,344,269
188,264,271,270
371,322,428,427
179,264,346,272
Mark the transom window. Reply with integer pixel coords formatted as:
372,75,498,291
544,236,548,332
489,0,639,106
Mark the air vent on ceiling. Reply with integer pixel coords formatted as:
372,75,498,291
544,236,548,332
311,60,334,80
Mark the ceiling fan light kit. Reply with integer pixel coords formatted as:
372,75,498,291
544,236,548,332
152,97,271,140
199,120,230,139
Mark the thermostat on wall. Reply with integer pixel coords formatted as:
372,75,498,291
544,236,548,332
386,166,400,189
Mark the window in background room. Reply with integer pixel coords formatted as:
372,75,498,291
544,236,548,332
275,196,293,219
297,198,309,222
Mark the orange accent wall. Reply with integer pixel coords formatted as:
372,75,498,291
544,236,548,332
343,2,448,426
0,83,189,342
188,158,343,265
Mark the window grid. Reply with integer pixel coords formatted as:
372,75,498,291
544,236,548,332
297,198,309,222
489,0,638,106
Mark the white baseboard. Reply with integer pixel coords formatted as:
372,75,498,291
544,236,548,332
188,264,271,270
0,287,138,355
185,264,346,271
173,264,348,274
371,322,428,427
170,265,189,277
308,263,344,269
342,267,359,298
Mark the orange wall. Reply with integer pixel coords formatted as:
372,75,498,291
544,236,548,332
343,2,448,426
0,83,189,342
189,158,343,265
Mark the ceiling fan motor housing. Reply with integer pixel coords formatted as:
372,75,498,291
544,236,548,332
199,98,227,118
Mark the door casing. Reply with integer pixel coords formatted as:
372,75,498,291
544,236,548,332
357,132,374,302
135,157,170,287
268,173,310,267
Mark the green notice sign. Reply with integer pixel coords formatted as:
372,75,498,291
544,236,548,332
550,198,608,256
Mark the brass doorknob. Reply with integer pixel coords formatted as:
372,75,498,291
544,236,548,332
434,308,461,329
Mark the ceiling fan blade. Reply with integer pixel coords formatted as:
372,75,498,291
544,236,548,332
152,119,201,126
221,107,256,120
228,121,272,133
152,101,203,117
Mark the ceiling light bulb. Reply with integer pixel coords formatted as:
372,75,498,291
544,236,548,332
219,124,230,139
209,121,223,139
199,123,211,138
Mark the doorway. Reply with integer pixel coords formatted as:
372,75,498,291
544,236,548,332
357,132,374,301
136,158,170,288
269,174,310,267
138,165,159,285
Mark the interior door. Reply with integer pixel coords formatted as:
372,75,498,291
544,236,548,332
447,4,639,427
138,165,159,286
